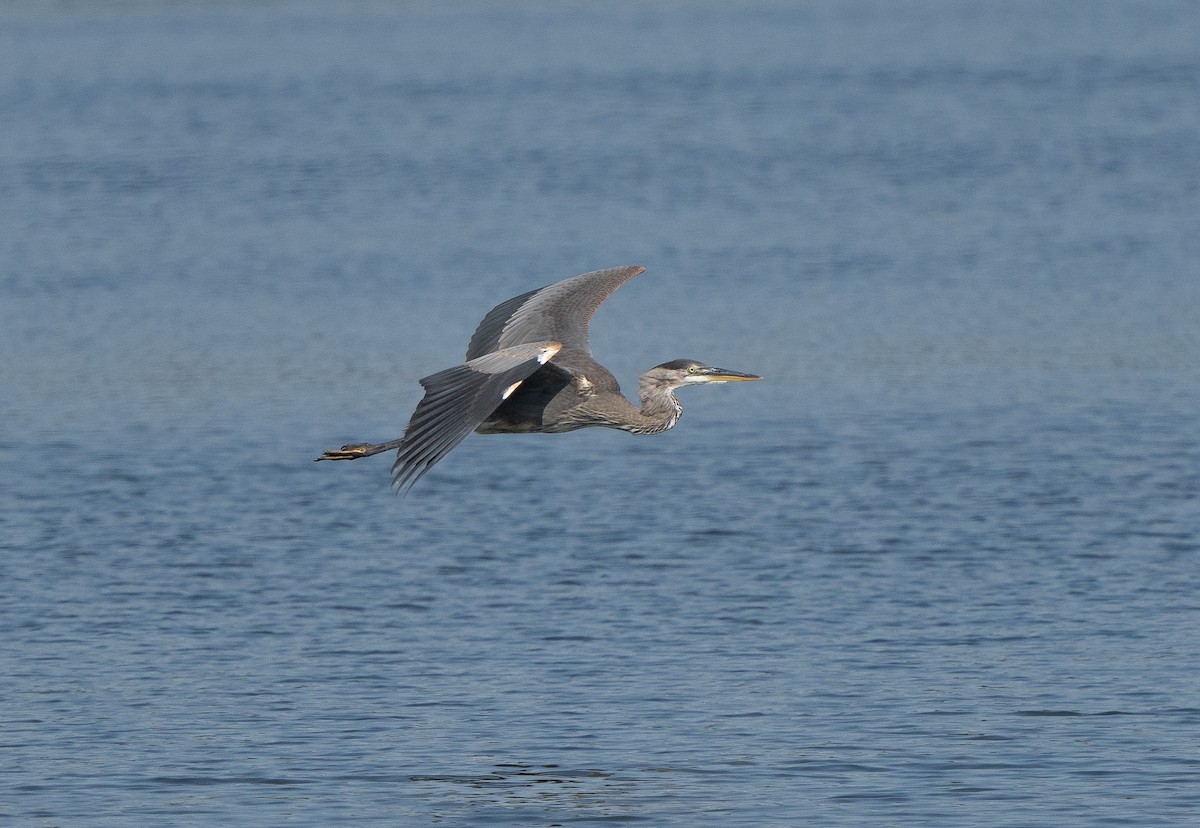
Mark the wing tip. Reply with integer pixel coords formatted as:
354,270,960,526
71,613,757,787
582,264,644,281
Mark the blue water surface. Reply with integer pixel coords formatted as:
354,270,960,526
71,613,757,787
2,2,1199,825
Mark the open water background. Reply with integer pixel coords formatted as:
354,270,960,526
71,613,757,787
2,1,1199,825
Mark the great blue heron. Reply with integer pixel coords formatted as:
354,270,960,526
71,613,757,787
318,265,761,491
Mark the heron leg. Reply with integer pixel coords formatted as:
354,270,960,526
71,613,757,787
316,438,403,461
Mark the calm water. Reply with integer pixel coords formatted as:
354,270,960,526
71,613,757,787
3,1,1200,825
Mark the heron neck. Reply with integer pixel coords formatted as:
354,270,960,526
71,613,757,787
634,377,683,434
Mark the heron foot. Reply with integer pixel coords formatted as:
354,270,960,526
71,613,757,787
316,443,376,461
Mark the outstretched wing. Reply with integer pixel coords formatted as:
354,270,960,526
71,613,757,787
391,341,562,492
465,265,645,360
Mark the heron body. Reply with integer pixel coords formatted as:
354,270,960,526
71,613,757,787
319,266,760,492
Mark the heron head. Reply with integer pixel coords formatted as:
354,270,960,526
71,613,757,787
649,359,762,389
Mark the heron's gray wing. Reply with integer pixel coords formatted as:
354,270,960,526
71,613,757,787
391,341,562,492
465,265,645,360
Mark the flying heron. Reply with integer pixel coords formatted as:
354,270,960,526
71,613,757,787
318,265,761,491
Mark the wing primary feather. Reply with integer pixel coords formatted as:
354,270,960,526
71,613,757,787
465,266,643,359
388,341,562,493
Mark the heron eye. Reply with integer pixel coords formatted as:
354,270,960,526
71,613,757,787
687,365,699,374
